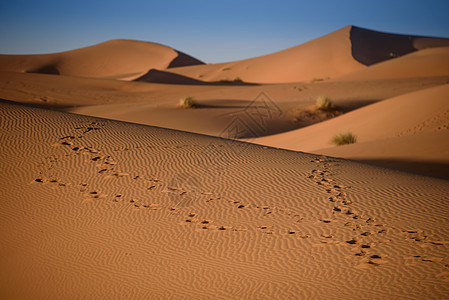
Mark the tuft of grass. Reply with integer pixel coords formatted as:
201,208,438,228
316,96,336,111
331,132,357,146
179,96,197,108
219,77,243,84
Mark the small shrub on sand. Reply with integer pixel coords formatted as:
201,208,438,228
219,77,243,84
179,96,197,108
316,96,336,111
331,132,357,146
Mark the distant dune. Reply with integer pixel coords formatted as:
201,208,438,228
1,26,448,84
167,26,364,83
167,25,449,83
0,39,204,80
350,25,449,65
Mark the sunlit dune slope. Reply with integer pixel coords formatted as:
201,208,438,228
168,26,449,84
0,39,204,80
1,100,449,299
252,84,449,178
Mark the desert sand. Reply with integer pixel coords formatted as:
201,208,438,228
1,26,449,299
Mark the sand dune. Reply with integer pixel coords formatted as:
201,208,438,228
350,25,449,65
65,77,449,138
317,130,449,179
135,69,256,86
1,100,449,299
1,26,447,86
252,84,449,178
0,39,204,80
168,26,449,84
2,68,448,144
135,69,212,85
3,69,448,110
168,26,365,83
335,46,449,81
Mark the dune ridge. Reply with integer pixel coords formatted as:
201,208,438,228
168,26,364,83
0,39,204,80
167,25,449,84
1,26,448,85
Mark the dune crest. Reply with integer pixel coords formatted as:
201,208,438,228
168,25,449,84
0,39,204,80
350,25,449,65
169,26,364,83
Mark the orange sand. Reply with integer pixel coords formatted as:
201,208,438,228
1,26,449,299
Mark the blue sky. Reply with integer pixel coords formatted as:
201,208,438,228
0,0,448,63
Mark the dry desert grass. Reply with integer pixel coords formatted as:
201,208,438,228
331,132,357,146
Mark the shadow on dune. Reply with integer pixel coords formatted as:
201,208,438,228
0,98,72,110
135,69,207,85
356,158,449,180
26,65,60,75
350,26,449,66
167,51,205,68
189,99,268,109
135,69,258,86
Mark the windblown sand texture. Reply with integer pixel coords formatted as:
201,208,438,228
1,25,449,299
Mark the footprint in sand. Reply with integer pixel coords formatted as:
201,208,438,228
320,219,332,223
88,191,106,199
49,179,67,187
321,234,333,239
355,255,387,269
113,194,123,202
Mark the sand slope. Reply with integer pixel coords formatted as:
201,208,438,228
1,26,447,86
252,84,449,178
168,26,364,83
3,69,449,110
335,46,449,81
2,68,448,160
317,130,449,179
0,39,204,80
168,26,449,84
1,100,449,299
350,25,449,65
